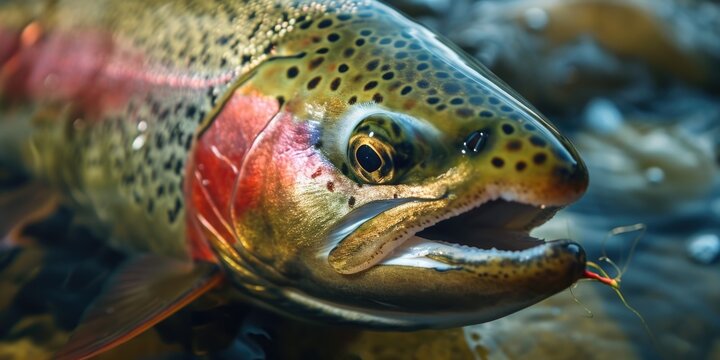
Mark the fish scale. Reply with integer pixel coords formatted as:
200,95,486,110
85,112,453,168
0,0,365,257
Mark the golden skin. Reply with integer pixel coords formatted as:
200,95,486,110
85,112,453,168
1,0,588,329
205,2,588,327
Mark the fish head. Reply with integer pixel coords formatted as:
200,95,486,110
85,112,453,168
199,3,588,328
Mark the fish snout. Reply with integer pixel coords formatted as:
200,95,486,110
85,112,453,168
460,119,588,206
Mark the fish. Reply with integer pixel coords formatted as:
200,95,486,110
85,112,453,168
0,0,589,358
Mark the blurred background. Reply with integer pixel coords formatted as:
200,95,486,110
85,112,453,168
1,0,718,359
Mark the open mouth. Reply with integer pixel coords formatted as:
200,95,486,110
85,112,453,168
378,199,561,269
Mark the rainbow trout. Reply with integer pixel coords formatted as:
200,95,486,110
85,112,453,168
0,0,589,358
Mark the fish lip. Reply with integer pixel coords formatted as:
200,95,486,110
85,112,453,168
377,199,577,269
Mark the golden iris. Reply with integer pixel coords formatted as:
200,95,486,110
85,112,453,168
348,133,395,184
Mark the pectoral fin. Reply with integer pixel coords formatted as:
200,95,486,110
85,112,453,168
55,255,224,360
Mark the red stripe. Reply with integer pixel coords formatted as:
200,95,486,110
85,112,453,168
185,91,280,260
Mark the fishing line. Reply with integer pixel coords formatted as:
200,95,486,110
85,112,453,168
582,224,657,345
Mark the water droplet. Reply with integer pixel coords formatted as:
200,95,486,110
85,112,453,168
132,135,146,150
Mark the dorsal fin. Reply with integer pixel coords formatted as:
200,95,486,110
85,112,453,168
55,255,223,360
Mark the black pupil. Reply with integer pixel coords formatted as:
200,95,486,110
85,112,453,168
356,144,382,172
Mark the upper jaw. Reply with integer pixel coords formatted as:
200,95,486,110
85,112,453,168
378,199,568,270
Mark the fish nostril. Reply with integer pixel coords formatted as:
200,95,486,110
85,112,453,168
462,129,490,154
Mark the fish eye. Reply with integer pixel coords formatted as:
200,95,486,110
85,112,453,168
342,111,441,185
348,123,396,184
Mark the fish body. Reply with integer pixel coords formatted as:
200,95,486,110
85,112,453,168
0,0,588,356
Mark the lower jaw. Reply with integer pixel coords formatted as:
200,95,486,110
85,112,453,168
379,235,554,270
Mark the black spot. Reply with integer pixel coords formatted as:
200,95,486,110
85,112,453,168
185,105,197,119
456,108,473,118
516,161,527,171
348,96,357,105
287,66,299,78
307,76,322,90
401,86,413,95
343,48,355,57
394,52,408,59
364,81,378,91
426,97,440,105
328,33,340,42
492,157,505,168
300,20,314,29
501,105,513,112
450,98,464,105
360,30,372,36
480,110,493,118
489,97,500,105
382,72,395,80
417,53,430,61
530,136,547,147
372,93,384,103
356,145,382,172
318,19,333,28
316,47,329,54
533,153,547,165
348,196,356,207
337,14,352,21
506,140,522,151
366,59,380,71
379,38,392,45
309,57,325,69
330,78,341,91
394,40,407,48
442,83,461,94
502,124,515,135
417,80,430,88
469,96,484,105
416,63,429,71
338,64,349,73
355,38,366,46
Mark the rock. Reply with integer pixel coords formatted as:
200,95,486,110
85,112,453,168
687,233,720,265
